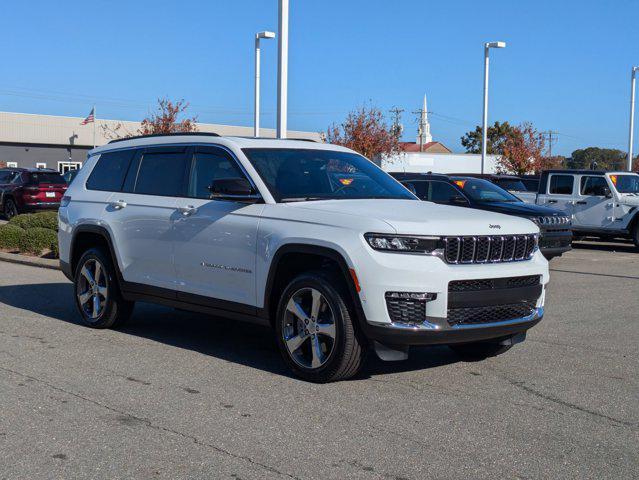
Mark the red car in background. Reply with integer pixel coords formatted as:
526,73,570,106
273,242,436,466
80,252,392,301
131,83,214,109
0,168,67,219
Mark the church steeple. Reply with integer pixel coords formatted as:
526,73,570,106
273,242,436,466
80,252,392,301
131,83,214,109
417,94,433,149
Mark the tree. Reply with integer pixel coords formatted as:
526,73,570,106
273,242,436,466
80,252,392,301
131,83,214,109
326,105,400,160
460,121,516,154
567,147,627,171
101,98,198,140
496,122,548,175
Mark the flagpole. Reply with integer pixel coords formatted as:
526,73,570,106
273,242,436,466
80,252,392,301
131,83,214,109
93,104,96,149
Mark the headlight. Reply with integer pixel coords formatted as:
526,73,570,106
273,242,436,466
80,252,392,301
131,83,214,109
364,233,443,254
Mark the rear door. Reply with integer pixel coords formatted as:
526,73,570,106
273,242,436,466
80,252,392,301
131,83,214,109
574,175,614,228
105,146,190,292
538,173,576,218
173,145,263,309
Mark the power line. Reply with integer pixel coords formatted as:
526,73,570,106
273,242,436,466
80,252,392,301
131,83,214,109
542,130,559,158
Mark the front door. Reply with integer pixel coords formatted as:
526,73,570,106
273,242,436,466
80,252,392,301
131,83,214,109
538,174,576,218
105,146,190,292
173,146,263,310
574,175,614,228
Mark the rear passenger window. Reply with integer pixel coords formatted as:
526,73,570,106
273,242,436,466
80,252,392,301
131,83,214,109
188,150,245,199
549,175,574,195
87,150,135,192
133,150,189,197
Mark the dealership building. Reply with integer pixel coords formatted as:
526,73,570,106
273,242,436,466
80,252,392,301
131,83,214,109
0,111,320,173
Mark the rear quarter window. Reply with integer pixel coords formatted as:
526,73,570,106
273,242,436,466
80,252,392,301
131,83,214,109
549,175,574,195
86,150,136,192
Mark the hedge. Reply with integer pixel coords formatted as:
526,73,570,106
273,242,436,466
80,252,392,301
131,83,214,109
9,211,59,231
0,224,25,250
17,227,58,256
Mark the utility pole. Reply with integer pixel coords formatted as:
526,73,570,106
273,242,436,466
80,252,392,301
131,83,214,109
389,107,404,139
542,130,558,160
481,41,506,174
411,97,429,152
276,0,289,139
628,66,639,171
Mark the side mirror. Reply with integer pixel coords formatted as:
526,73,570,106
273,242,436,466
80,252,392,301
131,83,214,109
603,187,612,198
209,178,260,202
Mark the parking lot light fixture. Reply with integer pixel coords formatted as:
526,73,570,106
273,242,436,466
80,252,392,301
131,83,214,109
481,41,507,174
254,31,276,138
628,66,639,172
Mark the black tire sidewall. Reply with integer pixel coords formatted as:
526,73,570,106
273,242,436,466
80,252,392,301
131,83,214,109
4,199,17,219
73,248,119,328
275,273,352,381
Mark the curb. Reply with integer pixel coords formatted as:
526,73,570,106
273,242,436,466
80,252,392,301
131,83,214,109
0,251,60,270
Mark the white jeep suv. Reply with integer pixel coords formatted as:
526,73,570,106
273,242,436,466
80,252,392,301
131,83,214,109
58,133,549,382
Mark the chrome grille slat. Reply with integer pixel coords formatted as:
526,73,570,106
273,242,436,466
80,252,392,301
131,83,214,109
442,234,537,264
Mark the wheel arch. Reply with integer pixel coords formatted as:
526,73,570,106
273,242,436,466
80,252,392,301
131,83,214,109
263,243,366,328
69,224,123,283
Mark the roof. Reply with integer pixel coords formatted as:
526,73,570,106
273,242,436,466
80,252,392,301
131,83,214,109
92,134,350,155
389,172,450,181
0,166,60,173
448,173,524,180
399,141,452,153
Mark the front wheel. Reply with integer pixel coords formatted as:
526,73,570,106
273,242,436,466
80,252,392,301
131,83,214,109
3,198,18,220
274,271,366,382
632,223,639,249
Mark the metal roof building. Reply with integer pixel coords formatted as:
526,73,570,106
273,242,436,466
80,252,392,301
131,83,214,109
0,111,320,173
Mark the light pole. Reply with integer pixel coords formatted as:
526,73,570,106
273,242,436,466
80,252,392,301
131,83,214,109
627,66,639,171
481,41,506,174
277,0,289,139
254,31,276,138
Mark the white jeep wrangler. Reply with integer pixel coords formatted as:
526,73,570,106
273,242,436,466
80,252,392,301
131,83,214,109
58,134,549,382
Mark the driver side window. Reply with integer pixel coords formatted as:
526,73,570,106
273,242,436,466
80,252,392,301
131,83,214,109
580,176,608,196
188,149,246,199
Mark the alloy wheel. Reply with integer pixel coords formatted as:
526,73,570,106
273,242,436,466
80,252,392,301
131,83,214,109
76,258,108,320
282,287,337,369
4,200,18,219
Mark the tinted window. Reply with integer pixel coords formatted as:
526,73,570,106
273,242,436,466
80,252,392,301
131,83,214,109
243,148,415,202
28,172,66,185
188,150,245,199
0,171,17,183
549,175,574,195
580,176,608,196
612,174,639,193
401,180,428,199
87,150,135,192
452,177,520,203
134,150,189,196
494,179,527,191
521,178,539,192
430,181,462,202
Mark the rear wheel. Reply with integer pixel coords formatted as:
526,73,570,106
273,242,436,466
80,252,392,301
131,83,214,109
3,198,18,219
74,248,134,328
632,223,639,249
274,271,366,382
449,342,513,361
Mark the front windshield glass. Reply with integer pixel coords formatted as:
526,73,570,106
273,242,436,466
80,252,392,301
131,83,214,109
451,177,521,203
495,178,527,192
611,174,639,194
242,148,416,202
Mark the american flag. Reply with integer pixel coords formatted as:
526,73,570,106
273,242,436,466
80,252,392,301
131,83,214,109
80,107,95,125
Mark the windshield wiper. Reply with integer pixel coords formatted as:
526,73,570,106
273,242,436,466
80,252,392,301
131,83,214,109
280,196,325,202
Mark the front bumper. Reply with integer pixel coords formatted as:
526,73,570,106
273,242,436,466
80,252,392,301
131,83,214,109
539,228,572,258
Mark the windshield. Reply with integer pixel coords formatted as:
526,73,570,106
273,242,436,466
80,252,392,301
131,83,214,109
451,177,521,203
494,178,528,192
242,148,416,202
611,174,639,194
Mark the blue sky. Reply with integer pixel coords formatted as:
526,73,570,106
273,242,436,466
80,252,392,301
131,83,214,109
1,0,638,155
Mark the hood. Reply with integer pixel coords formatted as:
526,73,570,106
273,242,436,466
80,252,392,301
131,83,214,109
618,193,639,206
473,201,566,217
287,199,538,236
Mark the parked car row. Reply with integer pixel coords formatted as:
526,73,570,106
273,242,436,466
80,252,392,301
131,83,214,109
0,167,67,219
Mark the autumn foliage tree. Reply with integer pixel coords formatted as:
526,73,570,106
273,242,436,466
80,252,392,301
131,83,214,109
326,106,400,160
102,98,198,139
497,122,555,175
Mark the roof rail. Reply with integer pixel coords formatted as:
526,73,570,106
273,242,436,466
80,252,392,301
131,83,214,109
108,132,220,144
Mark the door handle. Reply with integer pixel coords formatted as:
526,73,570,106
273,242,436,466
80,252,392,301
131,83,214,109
109,200,127,210
178,205,197,216
575,201,587,205
547,200,558,204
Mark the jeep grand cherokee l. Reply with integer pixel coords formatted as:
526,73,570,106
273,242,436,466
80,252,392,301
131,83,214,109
1,168,67,219
58,133,549,382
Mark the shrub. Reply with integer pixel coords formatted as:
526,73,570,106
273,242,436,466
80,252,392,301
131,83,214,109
17,227,58,256
0,224,25,250
9,211,59,231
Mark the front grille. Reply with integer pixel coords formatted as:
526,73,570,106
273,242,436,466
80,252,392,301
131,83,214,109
448,275,541,292
444,234,537,264
447,303,535,326
386,297,426,325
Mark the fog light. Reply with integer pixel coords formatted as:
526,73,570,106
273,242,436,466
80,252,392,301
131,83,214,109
385,292,437,301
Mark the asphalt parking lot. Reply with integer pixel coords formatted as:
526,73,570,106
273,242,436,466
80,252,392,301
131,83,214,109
0,242,637,480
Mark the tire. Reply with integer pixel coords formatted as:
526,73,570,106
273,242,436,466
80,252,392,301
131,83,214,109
274,270,366,382
449,342,513,361
3,198,18,220
632,223,639,249
73,247,134,329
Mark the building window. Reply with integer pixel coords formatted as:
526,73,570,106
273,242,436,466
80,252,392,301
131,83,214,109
36,162,47,169
6,162,18,168
58,161,83,174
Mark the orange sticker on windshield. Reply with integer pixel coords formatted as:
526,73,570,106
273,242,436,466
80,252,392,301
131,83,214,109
454,180,466,188
339,178,354,186
610,175,617,186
